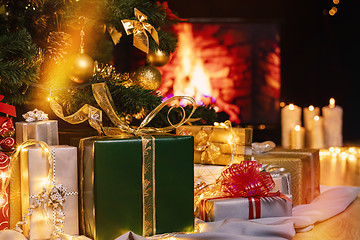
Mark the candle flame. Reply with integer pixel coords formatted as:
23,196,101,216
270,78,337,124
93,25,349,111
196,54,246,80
329,98,335,108
309,105,314,111
314,116,320,121
289,104,295,110
295,125,301,131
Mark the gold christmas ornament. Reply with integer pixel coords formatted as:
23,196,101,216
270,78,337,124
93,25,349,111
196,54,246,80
133,65,162,90
147,49,170,67
68,52,95,83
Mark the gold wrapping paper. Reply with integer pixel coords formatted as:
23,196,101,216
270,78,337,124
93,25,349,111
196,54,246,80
177,125,253,146
177,125,253,165
254,148,320,205
19,145,79,239
9,155,21,228
15,120,59,146
194,151,251,165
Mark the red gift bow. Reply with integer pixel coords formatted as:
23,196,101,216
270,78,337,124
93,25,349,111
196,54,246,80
200,161,290,221
221,161,275,197
0,95,16,117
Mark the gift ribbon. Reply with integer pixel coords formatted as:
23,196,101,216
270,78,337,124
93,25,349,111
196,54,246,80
0,140,78,239
121,8,159,53
51,82,196,237
0,95,16,117
22,109,49,122
192,120,237,165
199,161,291,221
0,117,15,138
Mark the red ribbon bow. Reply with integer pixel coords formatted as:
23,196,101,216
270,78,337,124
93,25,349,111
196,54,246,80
156,1,187,21
221,161,275,197
0,95,16,117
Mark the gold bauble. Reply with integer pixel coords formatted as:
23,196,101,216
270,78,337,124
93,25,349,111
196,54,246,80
133,66,162,91
146,49,170,67
68,53,95,84
0,230,28,240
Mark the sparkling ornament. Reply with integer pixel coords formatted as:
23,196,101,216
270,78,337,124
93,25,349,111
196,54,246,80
133,66,162,90
68,17,95,84
68,53,95,83
147,49,170,67
0,230,27,240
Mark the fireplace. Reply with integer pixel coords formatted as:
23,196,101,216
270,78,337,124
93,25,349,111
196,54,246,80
158,20,281,125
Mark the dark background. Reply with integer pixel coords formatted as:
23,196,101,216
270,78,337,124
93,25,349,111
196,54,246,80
168,0,360,144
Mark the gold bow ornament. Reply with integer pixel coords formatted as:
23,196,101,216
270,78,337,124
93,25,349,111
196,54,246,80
121,8,159,53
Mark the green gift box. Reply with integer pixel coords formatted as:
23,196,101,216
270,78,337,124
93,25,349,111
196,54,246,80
79,135,194,240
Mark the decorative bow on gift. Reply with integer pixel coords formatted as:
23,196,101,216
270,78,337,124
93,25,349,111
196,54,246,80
121,8,159,53
22,109,49,122
221,161,276,197
194,120,237,164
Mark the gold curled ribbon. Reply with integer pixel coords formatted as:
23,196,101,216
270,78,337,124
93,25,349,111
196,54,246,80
91,82,197,135
121,8,159,53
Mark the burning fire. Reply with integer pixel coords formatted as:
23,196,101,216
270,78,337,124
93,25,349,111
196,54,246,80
159,23,241,123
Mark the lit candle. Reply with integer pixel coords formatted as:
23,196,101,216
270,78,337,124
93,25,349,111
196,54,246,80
281,104,302,148
310,116,325,149
322,98,343,147
290,125,305,149
303,105,320,147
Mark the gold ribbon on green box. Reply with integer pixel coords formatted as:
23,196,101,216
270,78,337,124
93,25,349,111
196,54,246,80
50,82,196,236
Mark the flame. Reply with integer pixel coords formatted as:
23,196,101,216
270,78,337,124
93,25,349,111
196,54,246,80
173,23,213,103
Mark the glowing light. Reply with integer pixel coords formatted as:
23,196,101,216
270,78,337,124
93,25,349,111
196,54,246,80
41,178,51,187
329,7,338,16
0,172,8,180
289,104,295,110
259,124,266,130
47,97,51,101
214,122,219,126
44,148,49,153
280,102,285,107
349,155,355,161
340,152,348,160
329,98,335,108
335,148,341,154
329,147,335,152
349,147,355,153
308,105,314,111
333,0,339,4
295,125,301,131
332,153,337,158
314,116,320,121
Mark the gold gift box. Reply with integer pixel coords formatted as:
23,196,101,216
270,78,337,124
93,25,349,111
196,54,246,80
254,148,320,206
194,151,252,165
177,125,253,165
177,125,253,146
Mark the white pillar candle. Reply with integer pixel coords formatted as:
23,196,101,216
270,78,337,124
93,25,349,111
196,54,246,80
290,125,305,149
303,105,320,147
281,104,302,148
310,116,325,149
322,98,343,147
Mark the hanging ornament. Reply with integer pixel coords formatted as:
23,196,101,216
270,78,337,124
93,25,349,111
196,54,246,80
121,8,159,53
133,65,162,91
68,17,95,84
147,49,170,67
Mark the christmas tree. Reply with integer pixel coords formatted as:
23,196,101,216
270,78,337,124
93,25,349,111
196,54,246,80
0,0,216,128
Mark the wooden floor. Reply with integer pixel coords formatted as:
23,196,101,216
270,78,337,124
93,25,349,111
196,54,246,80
293,149,360,240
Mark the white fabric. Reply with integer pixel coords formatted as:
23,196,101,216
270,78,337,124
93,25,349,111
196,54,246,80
116,185,360,240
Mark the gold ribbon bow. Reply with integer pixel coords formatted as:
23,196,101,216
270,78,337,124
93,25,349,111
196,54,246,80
121,8,159,53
